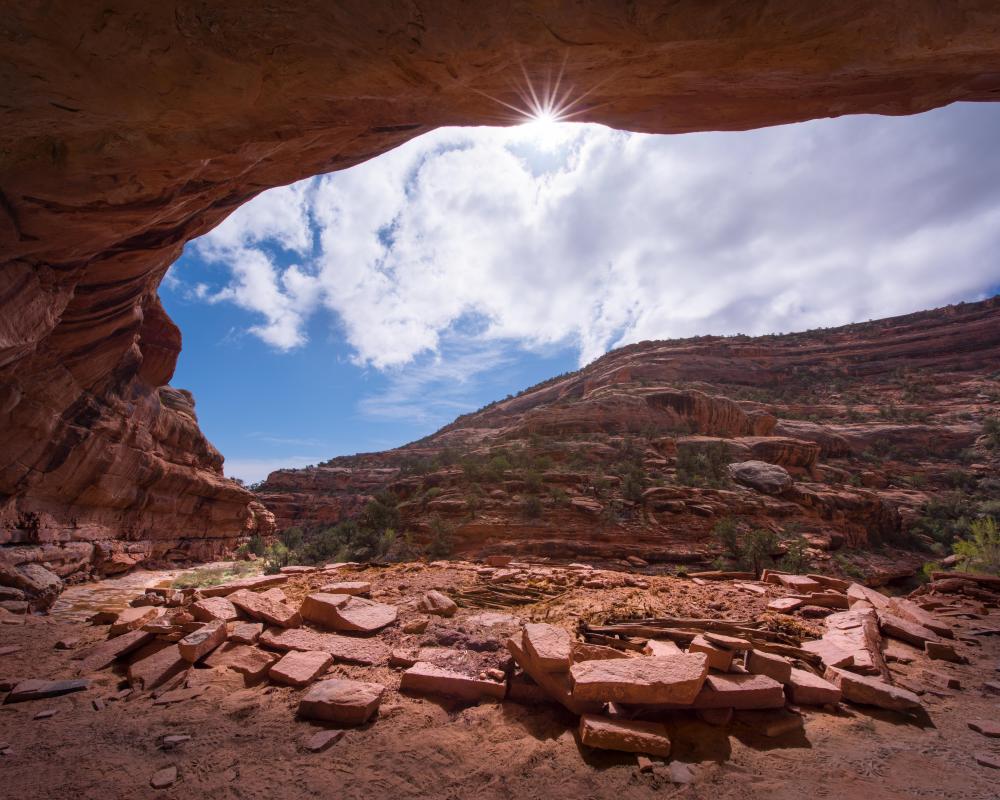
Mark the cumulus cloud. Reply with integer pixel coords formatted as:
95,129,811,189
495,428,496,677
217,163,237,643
186,103,1000,369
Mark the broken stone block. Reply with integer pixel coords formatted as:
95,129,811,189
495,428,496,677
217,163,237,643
402,617,429,634
786,667,841,706
190,596,238,623
924,640,964,663
298,679,385,725
73,628,155,672
507,631,604,715
692,673,786,709
887,598,953,639
417,590,458,617
523,623,572,672
642,639,682,657
975,752,1000,769
688,635,735,672
299,593,352,628
747,650,792,684
767,597,803,614
128,644,187,691
574,641,632,662
280,565,317,575
109,606,162,637
801,638,854,669
200,574,288,598
305,729,345,752
204,643,279,682
400,661,506,702
229,589,301,628
178,620,227,663
150,765,178,789
878,612,940,648
259,627,390,665
846,583,890,610
259,587,288,603
969,719,1000,738
4,678,90,703
230,622,263,645
824,667,921,711
569,653,709,705
152,686,206,706
772,574,821,592
269,650,333,687
704,632,752,651
579,714,671,757
319,581,371,596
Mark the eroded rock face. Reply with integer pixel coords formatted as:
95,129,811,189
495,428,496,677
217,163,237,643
3,5,1000,594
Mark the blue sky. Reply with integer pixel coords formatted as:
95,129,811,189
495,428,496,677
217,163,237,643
162,103,1000,482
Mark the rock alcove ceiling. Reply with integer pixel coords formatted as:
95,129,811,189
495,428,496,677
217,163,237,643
2,2,1000,600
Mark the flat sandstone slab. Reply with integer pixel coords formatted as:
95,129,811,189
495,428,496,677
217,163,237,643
298,678,385,725
523,623,572,672
579,714,671,757
72,628,154,672
400,661,506,702
269,650,333,687
570,653,708,705
4,678,90,703
200,574,289,598
229,589,301,628
825,667,921,712
259,627,390,665
787,667,841,706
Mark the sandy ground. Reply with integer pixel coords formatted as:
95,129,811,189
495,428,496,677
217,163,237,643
1,563,999,800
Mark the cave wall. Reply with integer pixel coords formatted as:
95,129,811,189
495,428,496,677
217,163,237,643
2,1,1000,595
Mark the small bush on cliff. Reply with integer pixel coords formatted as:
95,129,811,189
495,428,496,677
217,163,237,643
779,535,809,573
523,494,543,519
713,517,743,562
984,417,1000,449
953,517,1000,574
744,529,779,577
676,441,730,488
425,515,454,559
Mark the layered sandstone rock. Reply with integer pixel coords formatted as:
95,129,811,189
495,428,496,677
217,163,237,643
4,4,1000,598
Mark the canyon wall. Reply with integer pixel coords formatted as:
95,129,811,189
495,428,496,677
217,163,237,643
258,298,1000,578
3,2,1000,599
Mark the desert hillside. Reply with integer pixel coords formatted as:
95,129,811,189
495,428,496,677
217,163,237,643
256,296,1000,583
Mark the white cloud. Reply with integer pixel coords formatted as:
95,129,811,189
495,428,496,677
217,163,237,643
186,103,1000,371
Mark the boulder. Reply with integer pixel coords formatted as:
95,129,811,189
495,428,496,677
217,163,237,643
4,563,63,611
298,679,385,725
579,714,671,757
824,667,921,711
269,650,333,687
523,623,572,672
786,667,841,705
177,620,227,663
570,654,709,705
417,590,458,617
190,597,239,623
399,662,506,702
229,589,301,628
728,460,793,494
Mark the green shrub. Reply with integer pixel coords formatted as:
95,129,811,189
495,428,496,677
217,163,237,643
744,528,779,577
676,442,730,488
953,517,1000,574
713,517,743,561
425,515,454,559
984,417,1000,449
523,495,543,519
779,536,809,573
